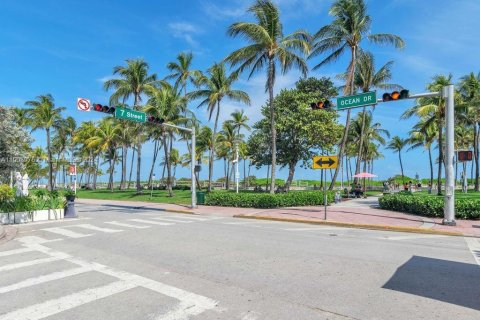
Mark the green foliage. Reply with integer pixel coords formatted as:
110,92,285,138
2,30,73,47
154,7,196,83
205,191,334,208
0,191,63,213
379,193,480,219
0,185,14,202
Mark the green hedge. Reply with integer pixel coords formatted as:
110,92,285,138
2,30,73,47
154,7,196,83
379,193,480,219
205,191,334,208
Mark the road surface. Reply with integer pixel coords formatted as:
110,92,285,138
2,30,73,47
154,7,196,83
1,203,479,319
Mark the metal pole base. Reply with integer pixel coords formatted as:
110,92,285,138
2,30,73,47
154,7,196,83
442,219,456,226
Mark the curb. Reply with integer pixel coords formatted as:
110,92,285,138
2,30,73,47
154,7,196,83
233,215,464,237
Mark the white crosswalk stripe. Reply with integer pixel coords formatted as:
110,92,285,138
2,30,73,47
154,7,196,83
128,218,174,226
0,237,218,320
104,221,151,229
0,280,137,320
0,257,62,272
41,227,93,238
160,215,218,221
151,217,192,223
71,223,123,233
0,266,90,294
0,247,34,257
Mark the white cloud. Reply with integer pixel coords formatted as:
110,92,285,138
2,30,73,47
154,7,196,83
96,75,116,83
168,22,202,46
202,2,246,20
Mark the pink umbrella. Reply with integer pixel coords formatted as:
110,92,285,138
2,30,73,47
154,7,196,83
352,172,377,178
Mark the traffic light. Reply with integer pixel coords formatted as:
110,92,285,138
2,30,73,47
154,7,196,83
382,89,409,102
93,104,116,114
147,115,165,124
310,100,332,110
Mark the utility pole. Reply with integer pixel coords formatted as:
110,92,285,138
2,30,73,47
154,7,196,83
443,84,456,225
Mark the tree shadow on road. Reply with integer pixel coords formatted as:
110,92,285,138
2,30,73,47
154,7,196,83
383,255,480,310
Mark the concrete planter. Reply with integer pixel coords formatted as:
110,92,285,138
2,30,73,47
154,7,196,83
0,209,64,224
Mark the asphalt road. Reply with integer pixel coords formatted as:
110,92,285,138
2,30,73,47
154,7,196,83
1,203,479,320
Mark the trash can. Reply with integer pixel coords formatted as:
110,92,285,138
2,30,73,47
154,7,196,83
196,192,206,205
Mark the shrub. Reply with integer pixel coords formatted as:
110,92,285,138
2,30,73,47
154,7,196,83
378,193,480,219
0,185,14,202
205,191,334,208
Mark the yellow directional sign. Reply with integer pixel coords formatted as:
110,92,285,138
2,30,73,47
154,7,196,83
313,156,338,169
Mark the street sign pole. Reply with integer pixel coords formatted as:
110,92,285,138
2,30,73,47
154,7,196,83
324,169,327,220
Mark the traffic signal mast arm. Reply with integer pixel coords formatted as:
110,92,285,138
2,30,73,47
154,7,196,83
375,91,441,103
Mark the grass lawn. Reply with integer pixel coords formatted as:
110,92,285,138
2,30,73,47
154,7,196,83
401,190,480,200
76,189,192,205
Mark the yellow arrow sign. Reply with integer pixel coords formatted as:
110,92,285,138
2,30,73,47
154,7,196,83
313,156,338,169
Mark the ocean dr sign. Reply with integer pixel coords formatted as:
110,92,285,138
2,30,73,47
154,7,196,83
336,91,377,110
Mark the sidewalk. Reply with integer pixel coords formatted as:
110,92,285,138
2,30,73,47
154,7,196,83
76,198,480,237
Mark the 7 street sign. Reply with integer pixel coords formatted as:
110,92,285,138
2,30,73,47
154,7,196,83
337,91,376,110
115,108,146,123
313,156,338,169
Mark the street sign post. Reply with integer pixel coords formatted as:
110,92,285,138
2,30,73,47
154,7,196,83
336,91,376,110
313,156,338,169
115,108,146,123
313,155,338,221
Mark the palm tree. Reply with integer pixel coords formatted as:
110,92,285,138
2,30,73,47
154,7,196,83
145,83,187,196
408,119,436,188
340,51,401,181
402,74,453,194
188,62,250,192
85,118,121,191
217,122,244,190
458,72,480,191
25,94,65,190
387,136,408,184
74,121,98,188
310,0,404,190
227,110,251,137
104,59,158,193
166,52,201,97
225,0,310,194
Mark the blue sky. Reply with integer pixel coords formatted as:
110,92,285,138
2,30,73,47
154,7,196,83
1,0,479,183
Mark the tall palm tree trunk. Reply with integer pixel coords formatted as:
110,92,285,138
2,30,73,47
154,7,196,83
243,158,246,189
136,141,142,193
148,140,160,187
268,58,277,194
127,148,135,189
162,131,173,197
208,101,221,192
46,128,54,191
428,145,434,187
93,155,100,189
120,145,127,190
330,46,357,190
354,107,368,183
399,151,404,184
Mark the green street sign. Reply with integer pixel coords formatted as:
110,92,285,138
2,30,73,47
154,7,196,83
115,108,146,123
337,91,377,110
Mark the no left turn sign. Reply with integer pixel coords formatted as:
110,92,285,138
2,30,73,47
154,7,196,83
77,98,91,111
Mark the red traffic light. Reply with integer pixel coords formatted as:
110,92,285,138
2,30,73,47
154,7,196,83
147,116,165,124
310,100,332,110
93,104,115,114
382,89,409,102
